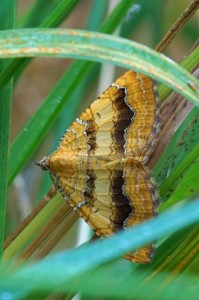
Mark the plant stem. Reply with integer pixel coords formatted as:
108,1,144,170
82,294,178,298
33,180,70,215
0,0,15,259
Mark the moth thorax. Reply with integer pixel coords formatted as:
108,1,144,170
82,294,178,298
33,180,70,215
48,155,77,174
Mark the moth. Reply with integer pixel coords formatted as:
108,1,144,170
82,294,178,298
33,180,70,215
36,70,161,263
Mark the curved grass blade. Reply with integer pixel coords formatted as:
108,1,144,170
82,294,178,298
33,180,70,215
0,0,134,87
1,198,199,298
0,29,198,105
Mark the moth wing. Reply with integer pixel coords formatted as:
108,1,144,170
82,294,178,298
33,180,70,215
54,85,126,157
122,163,159,263
114,70,161,163
52,70,160,160
84,163,159,263
73,163,159,263
56,168,118,236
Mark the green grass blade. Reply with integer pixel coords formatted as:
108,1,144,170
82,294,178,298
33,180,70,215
153,107,199,205
159,46,199,101
42,224,199,299
3,194,63,260
0,0,132,88
7,0,136,185
86,0,108,30
0,29,198,105
1,199,199,298
160,143,199,195
0,0,15,258
73,262,199,299
0,0,79,87
163,159,199,209
18,0,55,28
8,61,91,185
155,107,199,183
21,0,79,28
41,0,79,27
159,144,199,211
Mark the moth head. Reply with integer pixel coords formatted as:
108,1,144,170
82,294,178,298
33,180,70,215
34,156,50,171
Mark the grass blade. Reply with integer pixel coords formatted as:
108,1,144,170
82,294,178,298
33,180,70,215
0,0,79,87
21,0,79,28
1,198,199,297
0,0,15,258
0,29,198,105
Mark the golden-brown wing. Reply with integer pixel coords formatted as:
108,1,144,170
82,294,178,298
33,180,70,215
51,70,160,160
54,85,126,158
122,161,159,263
37,148,159,264
47,163,119,236
114,70,161,163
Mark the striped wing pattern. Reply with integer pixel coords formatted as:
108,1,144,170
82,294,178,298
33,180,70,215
37,70,161,263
